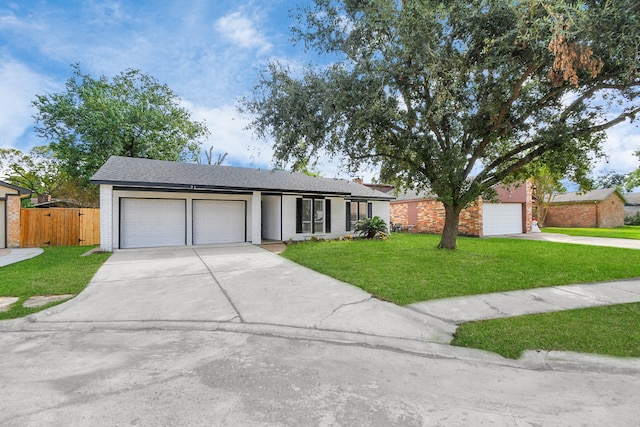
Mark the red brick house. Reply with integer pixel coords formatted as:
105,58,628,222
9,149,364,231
545,188,626,228
0,180,30,248
389,182,533,237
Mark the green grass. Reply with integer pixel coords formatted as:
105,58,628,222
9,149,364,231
0,246,111,320
282,233,640,305
283,233,640,359
452,303,640,359
543,226,640,240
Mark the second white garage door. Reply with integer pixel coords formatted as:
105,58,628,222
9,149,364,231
192,200,246,244
483,203,523,236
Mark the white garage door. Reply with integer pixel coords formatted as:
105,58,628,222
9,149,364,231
192,200,246,245
120,198,186,249
483,203,523,236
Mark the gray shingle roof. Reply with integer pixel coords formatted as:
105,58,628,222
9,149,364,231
550,188,626,204
0,180,31,194
91,156,394,200
391,188,436,202
624,192,640,205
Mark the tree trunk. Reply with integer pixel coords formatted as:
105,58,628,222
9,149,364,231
438,204,463,250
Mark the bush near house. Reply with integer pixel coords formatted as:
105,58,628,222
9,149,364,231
354,216,389,239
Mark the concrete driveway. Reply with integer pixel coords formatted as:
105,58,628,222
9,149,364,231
31,243,455,343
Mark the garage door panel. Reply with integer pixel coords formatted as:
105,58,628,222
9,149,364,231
193,200,246,245
121,198,186,249
483,203,523,236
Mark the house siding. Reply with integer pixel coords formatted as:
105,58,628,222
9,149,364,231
282,195,389,241
546,193,625,228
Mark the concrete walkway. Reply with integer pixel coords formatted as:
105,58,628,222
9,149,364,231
0,247,43,267
409,279,640,323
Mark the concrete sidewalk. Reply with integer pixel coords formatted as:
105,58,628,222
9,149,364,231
501,232,640,250
409,279,640,324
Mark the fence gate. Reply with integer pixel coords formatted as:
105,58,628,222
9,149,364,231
20,208,100,248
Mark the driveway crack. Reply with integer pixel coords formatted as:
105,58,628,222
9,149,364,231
319,297,372,324
193,250,244,323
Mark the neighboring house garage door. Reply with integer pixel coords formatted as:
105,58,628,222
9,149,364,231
120,198,186,249
483,203,523,236
192,200,246,245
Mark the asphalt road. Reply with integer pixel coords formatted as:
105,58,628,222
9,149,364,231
1,329,638,426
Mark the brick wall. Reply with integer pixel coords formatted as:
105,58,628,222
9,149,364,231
6,194,21,247
597,194,625,227
391,198,483,236
545,203,597,227
546,194,625,228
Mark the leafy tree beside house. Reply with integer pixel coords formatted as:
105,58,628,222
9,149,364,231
32,64,210,193
242,0,640,249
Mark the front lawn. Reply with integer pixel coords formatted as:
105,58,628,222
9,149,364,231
543,226,640,240
0,246,111,320
282,233,640,305
452,303,640,359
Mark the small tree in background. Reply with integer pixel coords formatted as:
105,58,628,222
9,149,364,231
33,64,209,186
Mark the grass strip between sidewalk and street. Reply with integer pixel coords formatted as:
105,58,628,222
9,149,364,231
0,246,111,320
452,303,640,359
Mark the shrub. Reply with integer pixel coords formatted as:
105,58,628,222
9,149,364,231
354,216,389,239
625,214,640,226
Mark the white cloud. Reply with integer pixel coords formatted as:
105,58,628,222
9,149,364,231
595,120,640,175
0,58,58,150
0,9,44,31
215,11,272,54
187,102,272,168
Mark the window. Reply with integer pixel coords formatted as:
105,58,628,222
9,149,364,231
296,198,331,234
346,201,373,231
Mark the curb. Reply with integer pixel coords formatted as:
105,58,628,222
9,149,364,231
2,317,638,376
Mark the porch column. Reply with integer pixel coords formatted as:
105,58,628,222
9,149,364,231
252,191,262,244
100,185,113,252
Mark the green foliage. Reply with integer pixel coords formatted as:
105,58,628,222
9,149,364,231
625,214,640,226
282,233,640,305
0,147,61,195
243,0,640,249
0,147,99,206
0,246,110,320
354,216,389,239
453,303,640,359
32,64,209,184
524,161,566,226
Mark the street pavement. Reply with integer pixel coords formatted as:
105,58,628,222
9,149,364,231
1,238,639,425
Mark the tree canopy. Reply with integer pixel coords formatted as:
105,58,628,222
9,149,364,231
242,0,640,249
33,64,209,185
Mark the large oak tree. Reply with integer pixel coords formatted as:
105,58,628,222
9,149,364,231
33,64,209,186
242,0,640,249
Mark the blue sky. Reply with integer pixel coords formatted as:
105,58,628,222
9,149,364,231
1,0,639,182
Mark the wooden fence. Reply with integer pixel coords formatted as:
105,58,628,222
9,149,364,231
20,208,100,248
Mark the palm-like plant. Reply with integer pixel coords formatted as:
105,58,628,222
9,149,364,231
354,216,389,239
